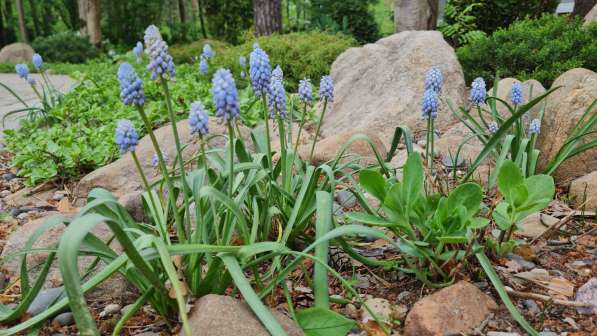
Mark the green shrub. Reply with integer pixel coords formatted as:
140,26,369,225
446,0,559,34
32,32,100,63
457,15,597,87
311,0,380,43
170,39,231,64
204,0,253,44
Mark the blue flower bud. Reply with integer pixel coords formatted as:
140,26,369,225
268,79,286,119
189,101,209,136
32,54,43,71
249,47,271,96
115,119,139,154
117,62,145,106
528,118,541,135
510,82,523,106
15,64,29,79
212,68,240,122
298,78,312,104
239,55,247,67
425,66,443,94
199,57,208,75
470,77,486,106
319,75,334,102
488,121,498,134
133,42,143,61
27,77,36,86
202,44,214,59
144,25,175,80
421,89,439,120
272,65,283,82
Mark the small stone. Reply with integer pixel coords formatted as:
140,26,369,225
332,202,344,216
335,190,357,209
539,332,558,336
507,253,536,271
101,303,122,317
392,305,408,321
2,173,17,181
27,287,65,316
397,291,411,302
361,298,392,323
0,190,11,198
53,312,74,326
16,212,29,220
563,317,580,330
575,277,597,315
487,332,520,336
345,303,359,319
518,213,559,238
523,299,540,314
121,303,135,315
52,191,66,201
9,207,29,218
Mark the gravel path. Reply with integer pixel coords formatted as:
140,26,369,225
0,73,75,141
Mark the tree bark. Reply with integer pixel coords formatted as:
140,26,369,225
28,0,40,38
254,0,282,36
572,0,597,17
394,0,438,33
178,0,186,23
197,0,207,38
78,0,101,47
15,0,27,43
78,0,88,36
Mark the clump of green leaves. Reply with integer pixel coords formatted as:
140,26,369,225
457,15,597,87
488,160,554,256
439,2,486,46
349,153,488,285
32,32,100,63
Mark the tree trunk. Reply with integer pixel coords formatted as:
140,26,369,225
78,0,88,36
254,0,282,36
197,0,207,38
78,0,101,47
178,0,186,23
15,0,27,43
572,0,597,17
28,0,40,39
394,0,438,33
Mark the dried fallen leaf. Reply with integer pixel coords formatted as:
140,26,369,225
57,197,77,213
514,269,574,298
360,320,386,336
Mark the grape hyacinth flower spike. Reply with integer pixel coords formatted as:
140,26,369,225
268,78,287,119
32,54,43,70
425,66,443,94
133,42,143,62
298,79,312,104
115,119,139,154
470,77,486,106
117,63,145,106
272,65,283,82
15,64,29,79
511,82,523,106
239,55,247,67
144,24,175,81
488,121,498,134
528,118,541,135
421,89,439,120
189,101,209,136
212,69,240,122
249,46,271,96
202,44,214,59
199,56,208,75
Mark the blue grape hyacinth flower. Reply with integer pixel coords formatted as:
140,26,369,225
15,64,29,79
133,42,143,61
32,54,43,70
470,77,486,106
511,82,523,106
298,78,313,104
528,118,541,135
488,121,498,134
203,44,214,59
199,57,208,75
117,62,145,106
212,69,240,122
115,119,139,154
421,89,439,120
272,65,283,82
268,79,287,119
249,46,271,96
239,55,247,67
144,25,176,80
425,66,443,94
319,75,334,102
189,101,209,136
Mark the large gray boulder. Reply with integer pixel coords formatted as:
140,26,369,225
0,43,34,64
321,31,467,149
536,68,597,182
585,4,597,25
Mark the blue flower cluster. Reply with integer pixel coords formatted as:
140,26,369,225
319,75,334,102
199,57,208,75
115,119,139,154
488,121,498,134
510,82,523,106
203,44,215,59
470,77,486,106
298,79,312,104
212,68,240,122
32,54,43,70
15,63,35,85
144,25,176,80
272,66,283,82
424,66,443,93
528,118,541,135
249,47,271,96
133,42,143,62
117,63,145,106
421,89,439,120
268,78,287,119
189,101,209,136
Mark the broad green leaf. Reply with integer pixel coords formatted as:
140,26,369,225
447,183,483,216
359,169,386,202
401,153,424,208
492,202,512,231
497,160,525,203
524,175,555,204
296,307,355,336
345,212,393,226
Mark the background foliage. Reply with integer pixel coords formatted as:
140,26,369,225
204,0,253,44
32,32,100,63
457,15,597,87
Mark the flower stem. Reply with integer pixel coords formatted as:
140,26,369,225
160,79,191,241
276,114,289,191
136,105,186,241
228,122,235,198
131,151,166,240
309,99,328,162
294,103,308,154
262,94,273,172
